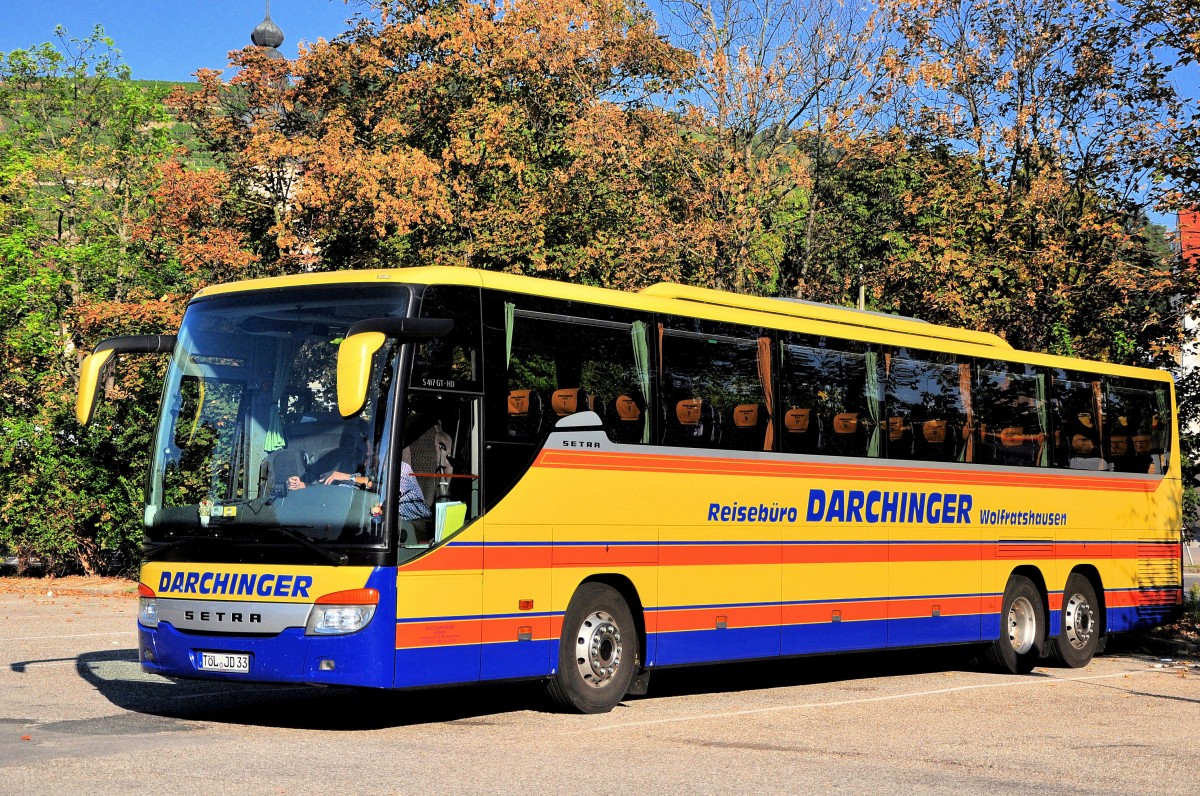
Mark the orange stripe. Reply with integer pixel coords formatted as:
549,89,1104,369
885,595,982,620
480,615,554,644
535,450,1163,492
396,618,483,648
406,542,1169,572
780,601,887,624
400,545,484,572
1106,588,1182,608
661,545,779,566
654,605,782,633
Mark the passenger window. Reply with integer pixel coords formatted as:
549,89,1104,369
503,298,653,444
779,335,882,458
974,361,1049,467
660,320,773,452
885,349,969,463
1050,370,1104,470
1107,378,1170,474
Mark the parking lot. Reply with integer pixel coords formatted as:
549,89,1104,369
1,580,1197,795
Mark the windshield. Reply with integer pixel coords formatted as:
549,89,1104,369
145,285,412,553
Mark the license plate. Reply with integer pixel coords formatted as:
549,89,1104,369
198,651,250,673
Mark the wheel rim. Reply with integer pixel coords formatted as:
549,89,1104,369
1006,595,1037,655
574,609,623,689
1063,591,1095,650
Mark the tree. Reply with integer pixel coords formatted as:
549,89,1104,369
656,0,887,293
171,0,699,289
0,27,184,573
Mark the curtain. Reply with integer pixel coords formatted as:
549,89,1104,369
263,342,292,452
1154,385,1171,474
504,301,515,368
958,363,973,463
866,350,882,457
757,336,775,451
631,321,652,443
1035,372,1049,467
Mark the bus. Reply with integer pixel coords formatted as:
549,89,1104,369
76,266,1183,713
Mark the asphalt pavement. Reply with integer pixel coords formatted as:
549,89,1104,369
0,581,1197,796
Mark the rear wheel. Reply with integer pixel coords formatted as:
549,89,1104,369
1050,573,1101,668
984,575,1045,674
547,583,639,713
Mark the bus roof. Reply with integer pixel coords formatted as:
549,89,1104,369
191,266,1171,383
639,282,1012,351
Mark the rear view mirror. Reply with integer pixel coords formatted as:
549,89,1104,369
336,317,453,418
75,335,176,425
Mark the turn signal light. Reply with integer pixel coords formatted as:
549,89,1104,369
315,588,379,605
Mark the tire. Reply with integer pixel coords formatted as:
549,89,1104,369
1050,573,1101,668
984,575,1045,674
547,583,639,714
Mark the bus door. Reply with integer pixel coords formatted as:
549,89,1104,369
393,391,486,687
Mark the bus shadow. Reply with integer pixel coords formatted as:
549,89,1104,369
69,648,554,730
634,645,1012,702
61,644,1042,730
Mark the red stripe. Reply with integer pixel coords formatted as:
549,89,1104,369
480,615,554,645
396,618,483,648
405,541,1176,571
1106,588,1182,607
654,604,782,633
535,450,1163,492
401,545,484,572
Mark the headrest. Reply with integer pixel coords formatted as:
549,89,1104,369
998,429,1036,449
508,390,533,416
922,420,946,443
676,399,702,426
1071,434,1095,454
832,413,859,434
783,408,810,432
1109,435,1129,456
733,404,759,428
1133,434,1152,454
888,416,906,441
614,395,641,422
551,388,581,417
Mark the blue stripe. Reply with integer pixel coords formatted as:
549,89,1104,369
395,645,481,687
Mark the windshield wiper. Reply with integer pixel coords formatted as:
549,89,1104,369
259,525,348,566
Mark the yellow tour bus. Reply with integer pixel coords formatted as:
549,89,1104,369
76,266,1183,712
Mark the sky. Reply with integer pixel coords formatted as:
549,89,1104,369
0,1,369,82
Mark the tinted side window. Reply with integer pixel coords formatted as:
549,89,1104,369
885,349,968,463
1050,370,1103,470
413,285,482,393
504,297,653,445
1107,378,1171,474
779,335,883,458
660,319,772,452
975,361,1049,467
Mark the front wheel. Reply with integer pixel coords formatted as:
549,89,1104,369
984,575,1045,674
1050,573,1101,668
547,583,639,713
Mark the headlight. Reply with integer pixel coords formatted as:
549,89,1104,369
305,588,379,635
137,583,159,628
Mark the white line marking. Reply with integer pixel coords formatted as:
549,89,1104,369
6,631,130,641
587,669,1158,733
172,686,312,701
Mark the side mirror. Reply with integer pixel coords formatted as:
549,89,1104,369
336,317,453,418
75,335,176,425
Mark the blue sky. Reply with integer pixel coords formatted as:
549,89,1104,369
0,1,367,82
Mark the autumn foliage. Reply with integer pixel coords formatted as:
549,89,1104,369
1,0,1198,571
